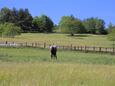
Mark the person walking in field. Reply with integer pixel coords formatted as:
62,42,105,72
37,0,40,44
50,44,57,59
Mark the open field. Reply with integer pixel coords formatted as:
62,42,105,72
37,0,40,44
0,47,115,86
0,48,115,86
0,62,115,86
0,33,112,47
0,47,115,64
0,33,114,86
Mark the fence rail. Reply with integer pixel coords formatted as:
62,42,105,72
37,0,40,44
0,41,115,54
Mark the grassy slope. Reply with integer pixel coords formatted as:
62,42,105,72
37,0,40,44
0,33,112,47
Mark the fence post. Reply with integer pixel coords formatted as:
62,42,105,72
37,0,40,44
99,47,101,52
113,48,115,54
44,43,46,48
5,41,8,44
35,43,37,47
93,46,95,52
32,43,34,47
105,48,107,53
74,46,76,51
63,46,64,50
85,46,87,53
71,44,72,50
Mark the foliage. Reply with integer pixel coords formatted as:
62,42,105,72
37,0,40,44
83,17,106,34
0,7,11,23
0,24,4,36
18,8,33,32
108,28,115,49
107,22,115,33
0,7,33,32
59,15,86,36
52,24,59,32
108,29,115,41
32,15,54,33
0,23,21,38
0,7,111,34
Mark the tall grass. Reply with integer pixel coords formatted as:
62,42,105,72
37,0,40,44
0,33,114,86
0,47,115,86
0,62,115,86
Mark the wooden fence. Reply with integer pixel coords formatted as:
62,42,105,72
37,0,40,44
0,41,115,54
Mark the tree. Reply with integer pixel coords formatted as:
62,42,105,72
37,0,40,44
59,15,86,36
83,17,105,34
32,15,54,33
52,24,59,33
0,23,21,38
0,24,4,36
10,8,18,24
95,19,105,34
0,7,33,32
83,18,96,34
107,22,115,33
108,28,115,50
18,8,33,32
0,7,19,24
0,7,12,23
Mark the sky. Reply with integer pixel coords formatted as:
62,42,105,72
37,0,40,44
0,0,114,26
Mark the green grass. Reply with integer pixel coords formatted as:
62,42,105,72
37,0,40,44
0,62,115,86
0,33,112,47
0,47,115,86
0,47,115,64
0,33,114,86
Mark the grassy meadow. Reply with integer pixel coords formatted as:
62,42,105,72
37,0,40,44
0,47,115,86
0,62,115,86
0,33,115,86
0,47,115,64
0,33,112,47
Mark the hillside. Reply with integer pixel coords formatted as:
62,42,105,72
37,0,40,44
0,33,112,47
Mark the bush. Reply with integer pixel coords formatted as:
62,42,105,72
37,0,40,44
59,16,86,36
0,23,21,38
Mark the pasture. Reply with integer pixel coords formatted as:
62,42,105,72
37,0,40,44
0,33,112,47
0,47,115,86
0,62,115,86
0,47,115,64
0,33,114,86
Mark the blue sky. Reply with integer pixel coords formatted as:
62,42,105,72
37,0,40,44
0,0,114,26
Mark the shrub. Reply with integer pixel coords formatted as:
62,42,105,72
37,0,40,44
0,23,21,38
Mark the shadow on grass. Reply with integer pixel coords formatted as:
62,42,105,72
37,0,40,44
67,34,92,39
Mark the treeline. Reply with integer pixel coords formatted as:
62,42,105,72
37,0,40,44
58,16,115,35
59,16,107,36
0,7,115,37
